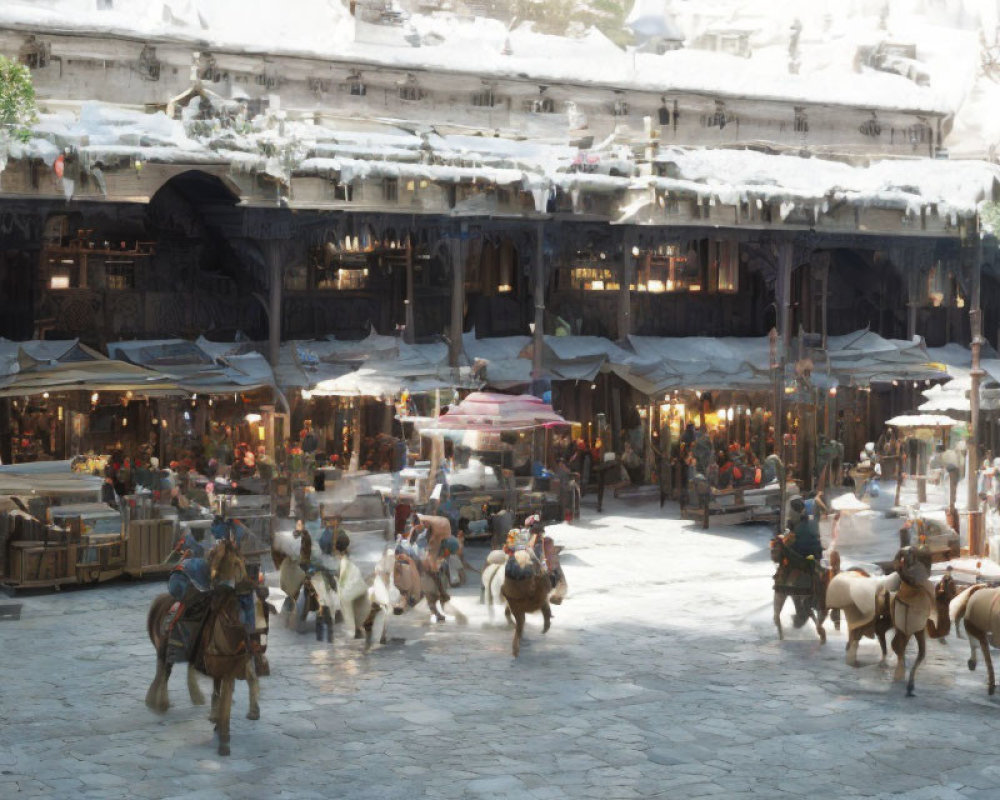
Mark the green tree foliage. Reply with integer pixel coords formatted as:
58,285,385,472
0,55,38,142
982,202,1000,237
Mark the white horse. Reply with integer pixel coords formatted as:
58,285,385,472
480,550,508,622
272,529,340,638
357,548,401,649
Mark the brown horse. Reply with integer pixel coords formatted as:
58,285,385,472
145,539,258,756
501,550,552,658
948,582,1000,694
770,536,838,644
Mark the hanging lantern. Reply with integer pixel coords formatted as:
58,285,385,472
53,154,65,179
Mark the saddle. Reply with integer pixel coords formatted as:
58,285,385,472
195,587,251,679
505,549,541,582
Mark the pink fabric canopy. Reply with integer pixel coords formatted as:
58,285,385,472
433,392,568,431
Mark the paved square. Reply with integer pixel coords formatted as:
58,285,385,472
2,496,999,799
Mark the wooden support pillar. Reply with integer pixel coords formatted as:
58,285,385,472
404,234,415,344
265,238,283,371
0,398,11,465
774,241,793,448
617,227,636,344
532,220,546,384
968,232,985,554
448,223,467,369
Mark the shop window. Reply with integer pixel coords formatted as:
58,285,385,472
794,106,808,133
383,178,398,203
472,88,496,107
633,244,698,292
927,263,946,307
563,252,619,291
346,71,366,96
398,76,424,101
711,240,739,293
104,260,135,290
45,254,82,290
612,96,629,117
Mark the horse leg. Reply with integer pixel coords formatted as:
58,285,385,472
813,605,827,645
968,621,995,694
246,660,260,721
845,631,860,667
831,607,841,632
429,597,445,623
906,631,925,697
512,609,525,658
145,651,171,713
891,631,908,682
209,679,221,724
966,619,979,671
504,605,514,627
217,676,234,757
542,602,552,634
773,591,785,640
187,664,206,706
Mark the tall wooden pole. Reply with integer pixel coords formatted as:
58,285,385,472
617,227,635,344
967,232,985,554
448,222,467,369
265,238,282,371
532,220,545,385
404,234,415,344
775,241,793,454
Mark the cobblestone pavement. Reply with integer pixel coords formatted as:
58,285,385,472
3,493,1000,799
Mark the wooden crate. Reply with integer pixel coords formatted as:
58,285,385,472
76,534,124,584
125,519,176,577
7,542,78,588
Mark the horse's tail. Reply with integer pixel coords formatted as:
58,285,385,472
950,584,987,638
148,593,173,650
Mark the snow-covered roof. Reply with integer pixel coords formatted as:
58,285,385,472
10,100,998,221
648,147,1000,218
0,0,973,115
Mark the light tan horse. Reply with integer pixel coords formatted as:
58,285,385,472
951,583,1000,695
501,550,552,658
146,539,257,756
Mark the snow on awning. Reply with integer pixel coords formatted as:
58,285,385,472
108,338,276,394
644,148,1000,218
886,413,959,428
0,338,104,378
425,391,568,432
0,359,180,397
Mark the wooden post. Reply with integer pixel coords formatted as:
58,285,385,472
404,234,415,344
774,241,793,451
265,239,282,371
968,232,985,554
532,220,545,384
448,223,467,369
617,228,635,344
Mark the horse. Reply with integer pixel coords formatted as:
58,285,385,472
272,530,340,640
826,568,897,666
770,535,838,644
949,582,1000,695
886,548,957,696
145,539,258,756
391,551,466,624
480,550,507,619
828,549,956,696
501,549,552,658
337,549,377,639
360,548,399,649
